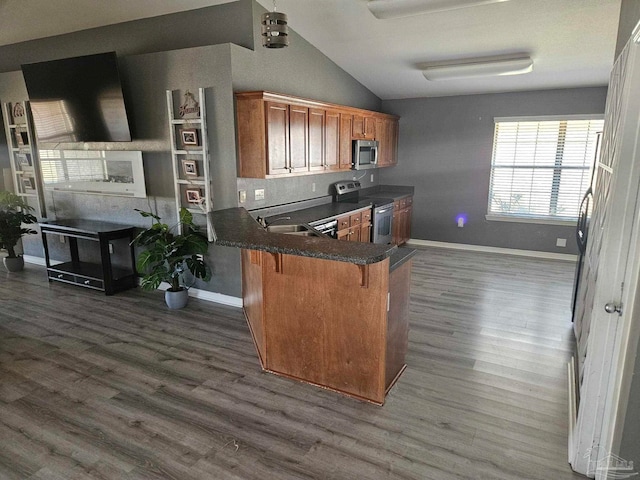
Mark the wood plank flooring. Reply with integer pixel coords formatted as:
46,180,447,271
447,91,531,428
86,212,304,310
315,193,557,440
0,247,586,479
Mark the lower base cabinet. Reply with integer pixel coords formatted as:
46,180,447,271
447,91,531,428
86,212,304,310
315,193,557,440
393,196,413,246
241,249,410,404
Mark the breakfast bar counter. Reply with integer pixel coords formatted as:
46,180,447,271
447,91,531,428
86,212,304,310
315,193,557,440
209,207,414,405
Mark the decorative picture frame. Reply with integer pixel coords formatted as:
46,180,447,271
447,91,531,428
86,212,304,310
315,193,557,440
22,177,34,190
18,154,32,167
185,188,202,204
181,159,198,177
14,129,26,147
12,102,25,123
180,128,199,148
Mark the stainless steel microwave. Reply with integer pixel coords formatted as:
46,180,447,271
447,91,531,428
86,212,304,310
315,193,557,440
352,139,379,170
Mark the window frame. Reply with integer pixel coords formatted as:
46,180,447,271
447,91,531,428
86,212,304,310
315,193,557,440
486,114,604,226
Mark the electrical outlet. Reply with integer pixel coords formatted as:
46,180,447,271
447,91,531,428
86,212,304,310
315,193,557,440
255,188,265,201
238,190,247,203
556,238,567,248
312,182,316,192
109,243,114,254
371,173,374,182
457,217,464,228
59,235,65,244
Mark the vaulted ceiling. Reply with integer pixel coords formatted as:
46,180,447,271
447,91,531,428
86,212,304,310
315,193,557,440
0,0,621,99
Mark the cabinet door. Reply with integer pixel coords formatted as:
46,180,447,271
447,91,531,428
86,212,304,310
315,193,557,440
376,118,390,167
392,202,401,245
339,113,353,170
360,223,372,243
337,228,350,241
266,102,290,175
353,113,376,140
289,105,309,172
389,118,399,166
403,204,413,244
325,109,340,171
348,227,361,242
309,108,325,171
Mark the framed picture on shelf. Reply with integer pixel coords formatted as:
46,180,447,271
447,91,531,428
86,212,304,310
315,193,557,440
185,188,203,204
179,128,199,148
14,129,25,147
11,102,25,124
22,177,34,190
181,159,198,177
18,154,32,167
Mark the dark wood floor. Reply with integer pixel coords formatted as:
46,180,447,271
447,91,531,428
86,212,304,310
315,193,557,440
0,247,586,480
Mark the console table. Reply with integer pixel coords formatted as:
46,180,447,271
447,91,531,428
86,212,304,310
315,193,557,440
40,220,137,295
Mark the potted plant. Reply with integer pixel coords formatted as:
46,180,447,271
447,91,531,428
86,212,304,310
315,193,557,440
0,191,37,272
133,207,211,309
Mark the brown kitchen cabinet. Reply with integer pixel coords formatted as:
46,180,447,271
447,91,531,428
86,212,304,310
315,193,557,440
393,196,413,245
337,208,372,242
235,91,399,178
376,117,399,167
240,249,410,404
352,113,376,140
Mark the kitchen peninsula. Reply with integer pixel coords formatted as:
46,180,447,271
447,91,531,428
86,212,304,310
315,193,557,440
209,207,414,404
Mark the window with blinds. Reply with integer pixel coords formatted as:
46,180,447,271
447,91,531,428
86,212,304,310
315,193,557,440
487,116,604,222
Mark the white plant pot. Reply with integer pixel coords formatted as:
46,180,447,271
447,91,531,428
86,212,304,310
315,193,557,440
165,287,189,309
3,256,24,272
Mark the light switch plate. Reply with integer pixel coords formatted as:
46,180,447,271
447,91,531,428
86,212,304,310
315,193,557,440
239,190,247,203
255,188,265,201
556,238,567,247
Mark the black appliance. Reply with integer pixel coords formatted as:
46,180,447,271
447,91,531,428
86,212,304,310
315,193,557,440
312,219,339,238
332,180,394,244
571,131,601,321
571,187,593,320
21,52,132,143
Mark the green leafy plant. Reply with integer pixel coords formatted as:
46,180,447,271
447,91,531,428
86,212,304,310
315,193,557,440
132,208,211,292
0,191,37,258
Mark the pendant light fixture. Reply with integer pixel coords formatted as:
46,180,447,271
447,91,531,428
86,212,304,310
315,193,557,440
262,0,289,48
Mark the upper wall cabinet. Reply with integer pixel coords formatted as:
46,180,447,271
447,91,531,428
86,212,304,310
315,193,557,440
235,91,399,178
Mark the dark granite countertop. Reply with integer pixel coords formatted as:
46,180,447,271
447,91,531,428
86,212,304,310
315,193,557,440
209,207,397,265
265,200,374,226
389,247,417,272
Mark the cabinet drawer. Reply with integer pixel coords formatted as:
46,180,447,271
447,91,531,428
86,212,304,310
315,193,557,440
337,215,350,230
399,198,407,208
362,209,372,224
394,200,401,211
76,277,104,289
405,196,413,206
50,272,75,283
349,212,362,226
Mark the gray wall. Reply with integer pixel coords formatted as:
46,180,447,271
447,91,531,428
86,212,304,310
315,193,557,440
379,87,608,254
0,2,254,73
0,0,383,298
230,1,382,211
615,0,640,59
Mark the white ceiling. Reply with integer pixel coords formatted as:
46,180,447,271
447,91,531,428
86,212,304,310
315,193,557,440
0,0,622,100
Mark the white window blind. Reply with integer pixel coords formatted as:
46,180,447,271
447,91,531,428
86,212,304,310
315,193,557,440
488,117,603,222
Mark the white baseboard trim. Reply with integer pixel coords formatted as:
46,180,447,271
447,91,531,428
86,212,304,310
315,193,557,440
406,239,577,262
23,254,51,266
157,282,243,308
23,255,243,308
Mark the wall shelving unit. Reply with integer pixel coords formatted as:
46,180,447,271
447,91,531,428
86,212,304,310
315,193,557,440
166,88,214,241
2,101,47,218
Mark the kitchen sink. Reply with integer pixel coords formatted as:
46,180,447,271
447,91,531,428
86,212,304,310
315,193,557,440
265,224,323,237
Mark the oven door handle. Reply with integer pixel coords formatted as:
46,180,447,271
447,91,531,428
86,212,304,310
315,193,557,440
376,207,392,214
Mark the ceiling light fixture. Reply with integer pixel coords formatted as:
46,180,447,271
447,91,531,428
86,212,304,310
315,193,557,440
419,54,533,81
367,0,511,19
261,0,289,48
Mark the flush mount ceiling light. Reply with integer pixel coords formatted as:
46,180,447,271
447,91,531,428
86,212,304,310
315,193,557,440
367,0,511,19
261,0,289,48
419,54,533,81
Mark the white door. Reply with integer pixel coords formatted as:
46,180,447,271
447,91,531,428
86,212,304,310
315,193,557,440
570,27,640,477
